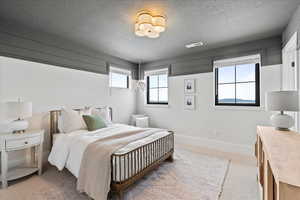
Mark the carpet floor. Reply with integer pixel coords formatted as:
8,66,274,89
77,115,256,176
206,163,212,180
0,149,229,200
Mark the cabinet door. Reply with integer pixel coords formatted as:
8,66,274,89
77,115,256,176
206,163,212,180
263,158,274,200
257,137,264,186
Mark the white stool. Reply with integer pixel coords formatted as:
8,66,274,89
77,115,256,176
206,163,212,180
131,114,147,126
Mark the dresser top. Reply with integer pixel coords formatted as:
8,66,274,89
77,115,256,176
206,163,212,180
0,129,44,139
257,126,300,187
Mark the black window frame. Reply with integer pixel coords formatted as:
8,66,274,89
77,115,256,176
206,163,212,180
146,74,168,105
215,63,260,107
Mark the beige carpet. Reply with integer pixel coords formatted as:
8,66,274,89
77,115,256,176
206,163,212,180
0,149,229,200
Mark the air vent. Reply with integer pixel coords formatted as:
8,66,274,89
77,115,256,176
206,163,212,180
185,42,204,48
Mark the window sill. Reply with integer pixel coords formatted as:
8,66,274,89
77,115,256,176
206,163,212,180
213,105,265,111
144,104,169,108
109,87,130,90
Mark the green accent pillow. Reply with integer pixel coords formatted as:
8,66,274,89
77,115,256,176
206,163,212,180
82,115,107,131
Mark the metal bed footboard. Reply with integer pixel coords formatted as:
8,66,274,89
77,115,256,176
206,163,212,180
110,131,174,199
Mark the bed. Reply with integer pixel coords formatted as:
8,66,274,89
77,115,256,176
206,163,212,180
48,107,174,200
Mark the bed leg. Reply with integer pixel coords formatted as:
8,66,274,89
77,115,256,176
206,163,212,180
166,153,174,162
117,190,124,200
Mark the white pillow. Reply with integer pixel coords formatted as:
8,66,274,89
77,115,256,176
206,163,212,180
79,107,92,116
91,107,112,126
60,107,91,133
57,115,64,133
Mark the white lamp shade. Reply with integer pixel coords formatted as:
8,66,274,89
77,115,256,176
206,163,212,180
266,91,299,111
5,101,32,119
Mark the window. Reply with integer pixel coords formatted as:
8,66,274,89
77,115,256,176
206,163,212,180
214,55,260,106
146,69,168,105
109,67,130,89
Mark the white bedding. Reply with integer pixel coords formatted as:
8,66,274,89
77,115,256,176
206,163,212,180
48,124,170,178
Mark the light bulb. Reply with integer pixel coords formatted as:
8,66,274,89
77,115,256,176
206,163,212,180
152,16,166,33
135,23,145,37
146,26,160,38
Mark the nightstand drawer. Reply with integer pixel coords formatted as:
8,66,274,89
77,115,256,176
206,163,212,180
6,136,41,150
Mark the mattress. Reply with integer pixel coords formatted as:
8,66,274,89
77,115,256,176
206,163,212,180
52,127,170,155
49,124,172,180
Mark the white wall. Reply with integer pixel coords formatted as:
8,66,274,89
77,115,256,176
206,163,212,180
0,55,282,158
299,50,300,129
137,65,281,155
0,56,137,148
0,64,4,120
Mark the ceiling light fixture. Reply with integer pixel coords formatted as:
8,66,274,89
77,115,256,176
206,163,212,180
135,11,166,39
185,41,204,48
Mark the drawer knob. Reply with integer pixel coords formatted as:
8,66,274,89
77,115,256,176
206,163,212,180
24,141,28,144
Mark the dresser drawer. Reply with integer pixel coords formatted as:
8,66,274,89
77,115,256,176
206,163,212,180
5,136,41,150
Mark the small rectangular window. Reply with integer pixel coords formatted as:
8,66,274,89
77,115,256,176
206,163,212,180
146,69,168,105
214,55,260,106
109,66,130,89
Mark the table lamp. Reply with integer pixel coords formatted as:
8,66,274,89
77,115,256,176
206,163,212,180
6,100,32,133
266,91,299,131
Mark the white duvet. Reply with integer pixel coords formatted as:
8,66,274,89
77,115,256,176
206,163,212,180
48,124,170,178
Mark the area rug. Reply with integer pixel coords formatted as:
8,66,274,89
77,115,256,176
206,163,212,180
0,149,230,200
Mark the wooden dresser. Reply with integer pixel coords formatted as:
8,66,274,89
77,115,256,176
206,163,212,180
256,126,300,200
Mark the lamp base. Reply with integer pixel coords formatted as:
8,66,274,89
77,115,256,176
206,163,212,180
270,112,294,131
11,120,28,134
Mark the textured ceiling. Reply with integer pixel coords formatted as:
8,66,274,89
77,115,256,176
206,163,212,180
0,0,299,63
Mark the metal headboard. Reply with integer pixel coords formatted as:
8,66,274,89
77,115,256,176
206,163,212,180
50,107,113,146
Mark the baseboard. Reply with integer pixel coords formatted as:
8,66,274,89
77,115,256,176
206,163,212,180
175,134,253,156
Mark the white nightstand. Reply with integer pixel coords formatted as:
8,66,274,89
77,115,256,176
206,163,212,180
136,117,149,128
131,114,149,127
0,129,44,188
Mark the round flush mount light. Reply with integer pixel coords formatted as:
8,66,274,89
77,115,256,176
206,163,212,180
135,11,166,39
185,42,204,48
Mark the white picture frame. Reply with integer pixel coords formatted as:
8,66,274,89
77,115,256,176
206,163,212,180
184,95,195,110
184,79,195,93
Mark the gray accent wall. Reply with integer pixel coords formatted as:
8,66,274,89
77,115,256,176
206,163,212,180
141,36,282,78
283,5,300,48
0,19,283,80
0,20,138,79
